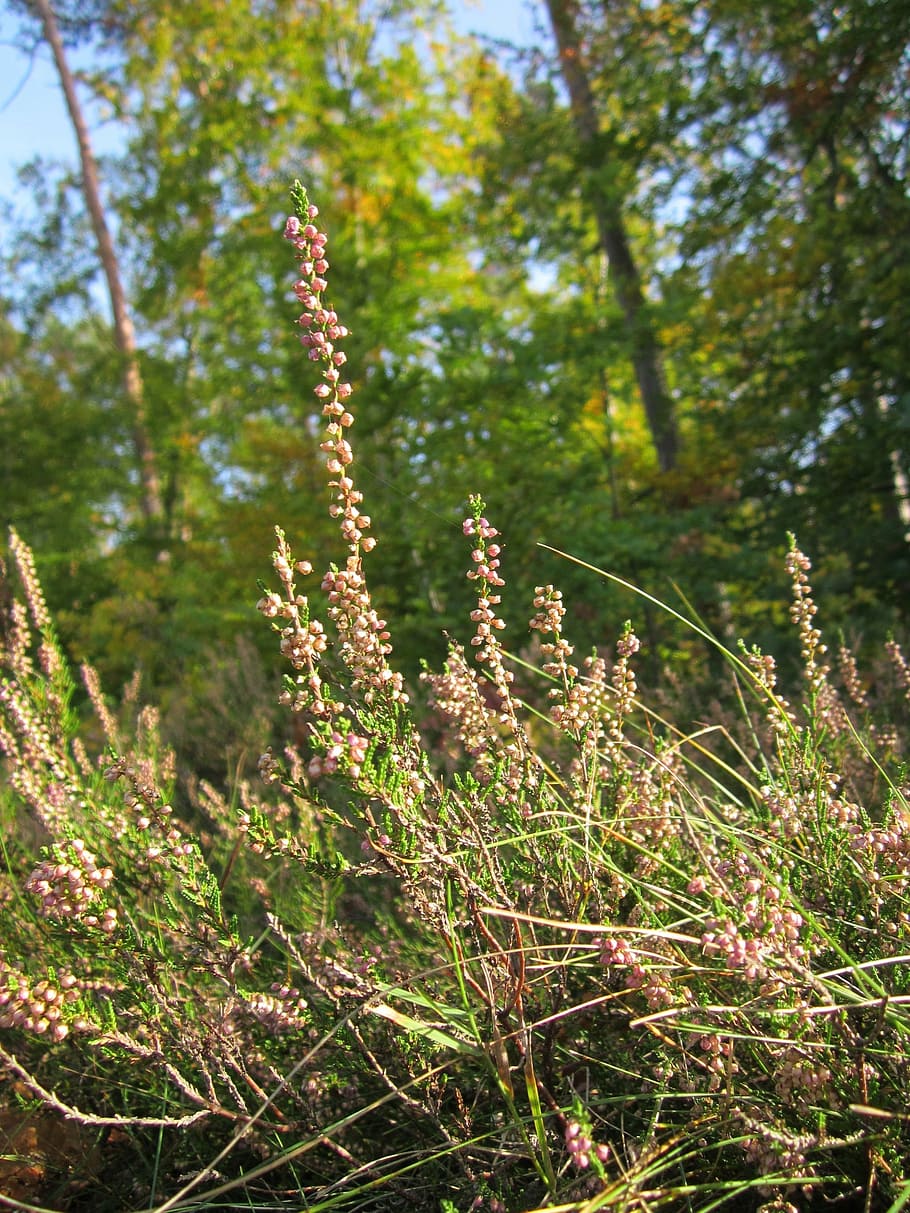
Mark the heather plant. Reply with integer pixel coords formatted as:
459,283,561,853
2,184,910,1212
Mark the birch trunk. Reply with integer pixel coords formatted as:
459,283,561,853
34,0,163,524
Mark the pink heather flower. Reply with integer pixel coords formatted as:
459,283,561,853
599,936,637,967
562,1118,611,1172
26,844,115,927
284,216,301,239
617,632,641,658
348,734,369,763
257,592,282,618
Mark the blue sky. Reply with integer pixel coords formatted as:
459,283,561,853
0,0,540,205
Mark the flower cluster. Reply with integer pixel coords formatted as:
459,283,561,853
886,639,910,709
838,643,869,710
321,562,403,704
243,982,309,1035
307,726,370,779
104,757,195,868
259,533,332,717
740,1117,816,1182
598,935,638,968
746,645,797,737
785,540,847,734
422,643,495,765
607,623,640,747
0,676,71,832
774,1046,833,1112
852,808,910,898
760,783,811,840
530,586,601,744
8,526,51,633
285,200,357,548
464,508,506,667
785,542,825,674
598,934,676,1010
697,1033,739,1089
462,497,541,779
700,879,805,981
25,839,117,932
700,919,767,980
0,962,84,1041
529,584,568,647
82,662,119,750
530,616,640,775
564,1119,610,1171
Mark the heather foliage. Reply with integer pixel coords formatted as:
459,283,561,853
2,187,910,1211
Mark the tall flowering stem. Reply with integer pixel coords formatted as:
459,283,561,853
785,535,829,701
258,183,428,820
461,495,544,802
266,182,406,712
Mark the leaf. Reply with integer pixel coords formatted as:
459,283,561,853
367,1002,482,1056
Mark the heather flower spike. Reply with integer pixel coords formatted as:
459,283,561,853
262,184,406,716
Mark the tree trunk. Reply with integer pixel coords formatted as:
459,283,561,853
34,0,163,524
543,0,680,473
